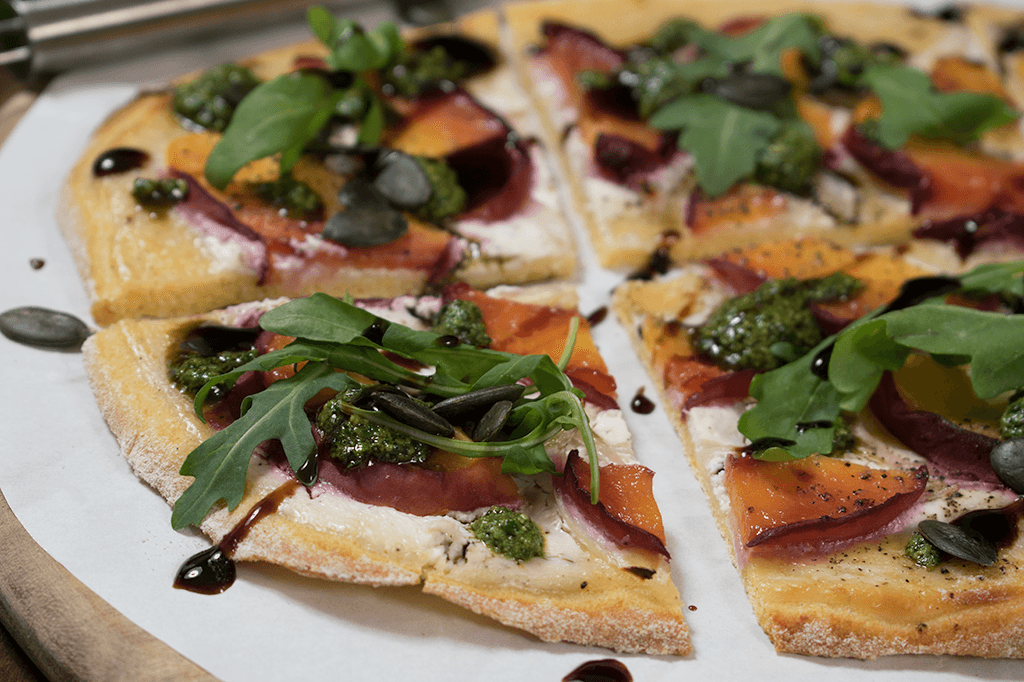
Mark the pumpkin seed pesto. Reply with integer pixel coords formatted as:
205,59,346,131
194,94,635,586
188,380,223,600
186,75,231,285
470,506,545,562
692,272,862,372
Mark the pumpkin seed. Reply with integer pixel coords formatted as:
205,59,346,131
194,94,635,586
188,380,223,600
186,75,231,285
371,390,455,437
373,150,433,209
0,306,91,349
322,177,408,247
990,439,1024,494
180,324,260,357
956,506,1018,548
918,519,998,566
432,384,526,420
704,73,791,110
472,400,513,442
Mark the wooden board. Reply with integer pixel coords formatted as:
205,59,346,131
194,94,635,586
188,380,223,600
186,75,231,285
0,490,218,681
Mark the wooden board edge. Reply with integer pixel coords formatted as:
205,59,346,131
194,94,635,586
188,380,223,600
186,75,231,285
0,489,219,682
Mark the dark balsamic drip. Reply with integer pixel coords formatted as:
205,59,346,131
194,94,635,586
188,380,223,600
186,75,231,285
29,258,44,270
562,658,632,682
92,147,150,177
436,334,460,348
741,437,797,456
627,231,680,281
174,479,301,595
362,319,390,345
880,276,961,314
630,387,655,414
796,420,834,433
173,546,235,595
688,604,698,611
585,306,608,326
810,343,834,380
296,451,319,486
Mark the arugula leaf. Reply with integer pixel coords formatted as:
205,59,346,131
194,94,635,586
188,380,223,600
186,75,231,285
650,95,781,195
860,64,1019,148
738,346,840,459
959,261,1024,297
204,73,339,189
737,261,1024,460
173,362,355,529
259,292,378,343
828,318,909,411
203,8,406,187
883,304,1024,400
173,294,605,526
695,13,821,74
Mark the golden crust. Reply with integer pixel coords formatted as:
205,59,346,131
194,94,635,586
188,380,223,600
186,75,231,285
81,293,690,655
503,0,1024,269
611,244,1024,659
60,9,576,326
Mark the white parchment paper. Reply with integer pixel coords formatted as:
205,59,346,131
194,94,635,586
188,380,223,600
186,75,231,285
2,1,1024,680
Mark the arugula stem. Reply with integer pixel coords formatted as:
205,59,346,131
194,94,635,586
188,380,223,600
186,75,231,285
340,401,563,456
557,316,580,371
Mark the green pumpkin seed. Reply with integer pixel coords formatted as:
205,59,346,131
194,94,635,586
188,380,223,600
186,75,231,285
0,306,91,350
918,519,998,566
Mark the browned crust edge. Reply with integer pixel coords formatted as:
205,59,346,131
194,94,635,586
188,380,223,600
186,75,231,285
501,0,1024,270
81,295,690,655
610,261,1024,660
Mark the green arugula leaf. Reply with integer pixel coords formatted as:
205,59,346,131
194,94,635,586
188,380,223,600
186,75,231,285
860,64,1019,148
175,293,606,525
704,13,822,74
259,292,378,343
649,94,781,195
883,304,1024,399
736,261,1024,460
958,261,1024,297
173,362,355,529
204,73,339,189
357,95,386,146
738,346,840,459
829,318,910,411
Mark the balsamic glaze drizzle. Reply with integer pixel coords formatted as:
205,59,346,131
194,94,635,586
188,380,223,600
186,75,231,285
174,479,302,594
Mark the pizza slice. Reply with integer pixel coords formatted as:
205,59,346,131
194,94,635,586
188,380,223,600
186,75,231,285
60,7,575,325
504,0,1024,270
613,236,1024,658
81,283,690,655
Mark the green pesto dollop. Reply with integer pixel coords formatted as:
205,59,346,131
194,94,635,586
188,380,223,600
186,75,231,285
172,64,262,132
754,122,821,195
316,398,429,469
904,532,942,568
830,411,856,455
384,46,468,99
132,178,189,208
252,175,324,220
415,156,467,222
169,348,257,399
470,506,544,563
1001,394,1024,440
432,300,492,348
693,272,863,372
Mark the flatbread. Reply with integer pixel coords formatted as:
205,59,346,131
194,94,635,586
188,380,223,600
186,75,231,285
612,237,1024,658
60,9,576,325
81,285,690,655
504,0,1024,269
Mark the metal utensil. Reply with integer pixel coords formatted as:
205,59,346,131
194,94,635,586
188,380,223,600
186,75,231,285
0,0,334,80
